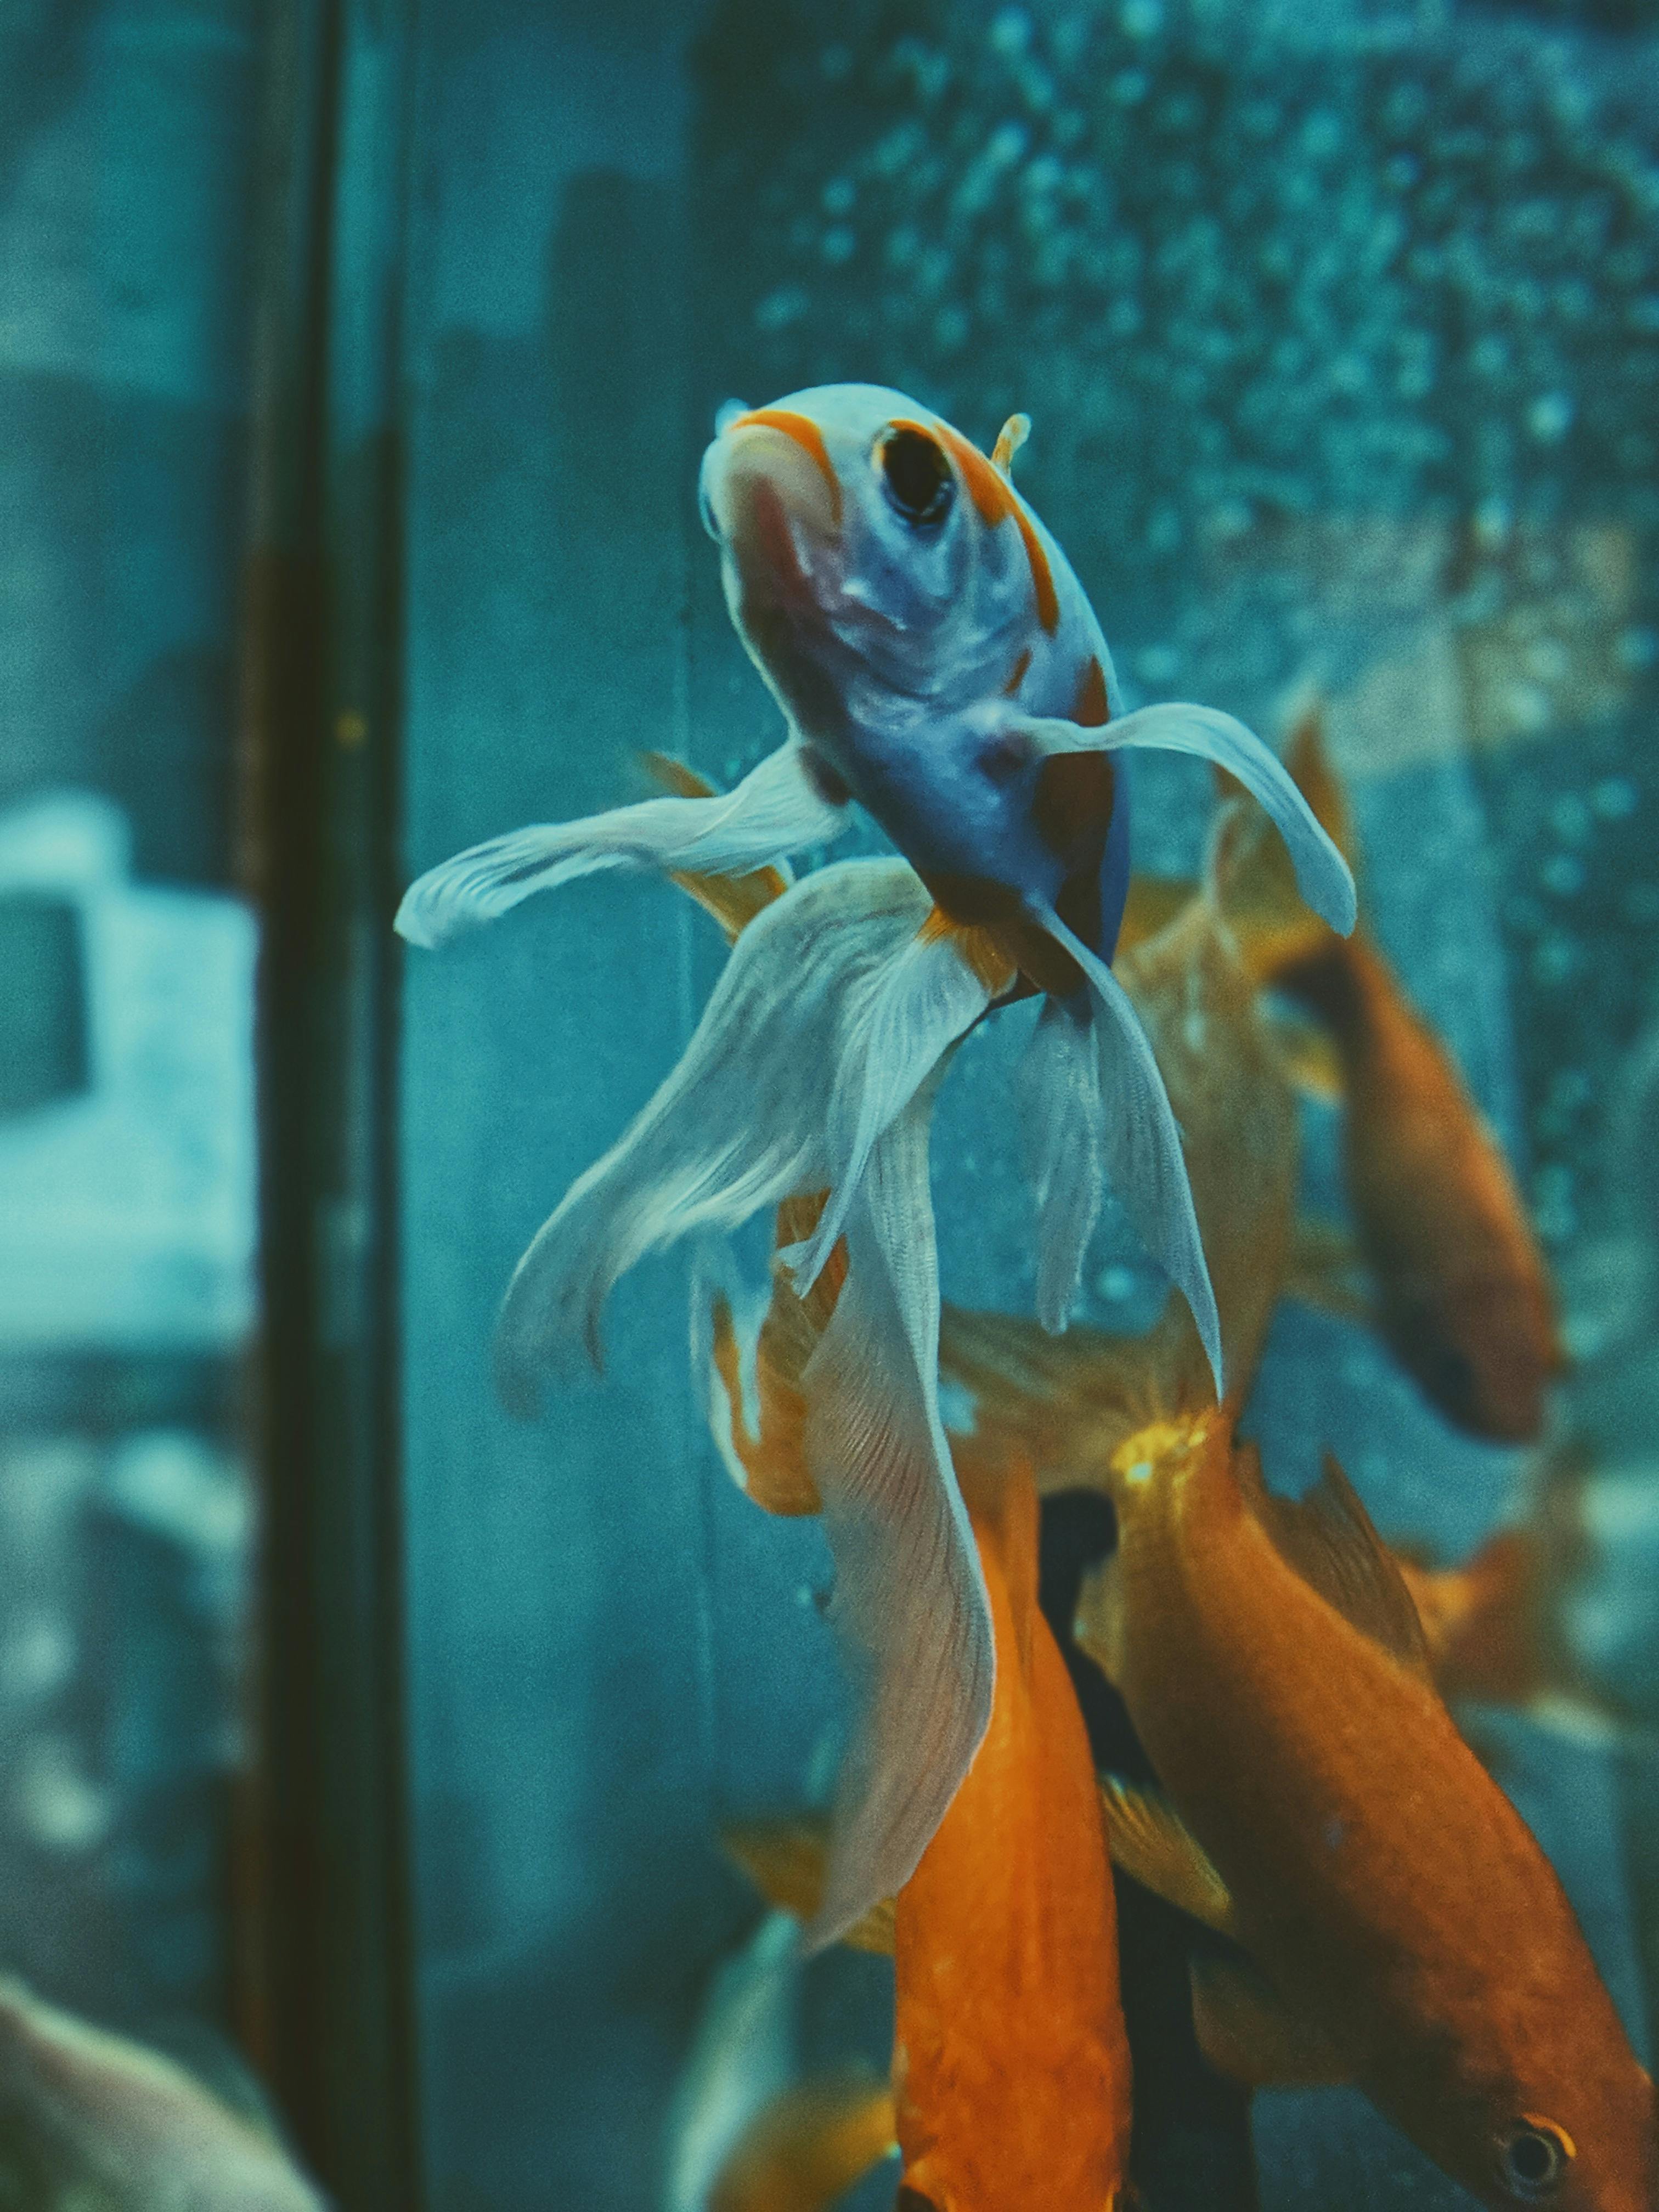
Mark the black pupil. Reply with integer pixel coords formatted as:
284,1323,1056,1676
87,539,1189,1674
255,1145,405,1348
882,428,952,521
1507,2130,1560,2188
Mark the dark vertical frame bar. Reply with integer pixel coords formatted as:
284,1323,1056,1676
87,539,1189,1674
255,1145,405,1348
237,0,422,2202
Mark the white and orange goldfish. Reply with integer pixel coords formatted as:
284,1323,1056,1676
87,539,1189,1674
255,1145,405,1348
397,385,1353,1940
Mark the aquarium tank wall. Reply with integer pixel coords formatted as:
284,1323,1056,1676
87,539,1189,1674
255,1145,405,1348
3,0,1659,2206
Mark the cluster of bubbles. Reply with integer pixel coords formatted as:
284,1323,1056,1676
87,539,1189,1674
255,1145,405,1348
693,0,1659,1256
695,0,1659,610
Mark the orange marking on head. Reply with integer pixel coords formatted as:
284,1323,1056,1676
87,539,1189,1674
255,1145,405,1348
1011,507,1060,634
1003,648,1032,696
928,419,1012,526
929,419,1059,635
1073,656,1111,728
727,409,843,527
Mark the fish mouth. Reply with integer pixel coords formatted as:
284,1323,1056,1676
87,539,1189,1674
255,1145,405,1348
698,417,923,721
701,416,843,614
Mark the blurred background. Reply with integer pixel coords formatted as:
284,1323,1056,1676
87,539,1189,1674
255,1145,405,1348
3,0,1658,2205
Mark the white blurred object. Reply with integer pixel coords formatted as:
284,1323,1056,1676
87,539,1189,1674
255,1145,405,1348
0,1977,327,2209
662,1910,799,2212
0,792,257,1351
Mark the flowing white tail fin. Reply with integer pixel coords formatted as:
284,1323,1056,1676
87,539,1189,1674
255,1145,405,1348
801,1080,995,1950
492,861,996,1411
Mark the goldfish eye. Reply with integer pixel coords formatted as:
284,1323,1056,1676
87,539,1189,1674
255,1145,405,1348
1498,2118,1574,2200
879,427,954,526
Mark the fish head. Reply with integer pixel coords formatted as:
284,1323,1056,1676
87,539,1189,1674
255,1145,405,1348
1426,2056,1657,2212
698,385,1047,739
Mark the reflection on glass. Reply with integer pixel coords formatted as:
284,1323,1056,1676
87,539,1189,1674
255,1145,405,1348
0,0,273,2186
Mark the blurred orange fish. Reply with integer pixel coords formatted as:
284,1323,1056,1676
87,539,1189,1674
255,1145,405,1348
1057,1390,1656,2212
1229,701,1562,1443
1276,920,1562,1442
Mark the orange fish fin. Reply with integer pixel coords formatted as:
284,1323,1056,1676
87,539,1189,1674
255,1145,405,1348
724,1818,829,1924
704,1290,823,1516
641,749,716,800
639,750,793,941
1256,1452,1432,1678
1400,1528,1552,1708
1260,1001,1346,1104
991,410,1030,477
1282,1216,1376,1330
721,1821,896,1955
1074,1551,1125,1686
1099,1776,1239,1938
669,862,793,943
1116,873,1196,958
710,2074,897,2212
940,1303,1192,1492
1188,1954,1352,2089
842,1897,898,1956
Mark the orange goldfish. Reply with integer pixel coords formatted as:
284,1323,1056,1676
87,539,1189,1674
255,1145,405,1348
1229,701,1563,1444
889,1437,1133,2212
720,1442,1134,2212
1060,1393,1656,2212
1276,921,1562,1443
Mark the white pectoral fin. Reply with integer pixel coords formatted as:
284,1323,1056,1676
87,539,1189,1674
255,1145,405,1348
1017,704,1357,937
1029,901,1223,1398
800,1086,994,1951
1020,996,1105,1334
394,741,848,949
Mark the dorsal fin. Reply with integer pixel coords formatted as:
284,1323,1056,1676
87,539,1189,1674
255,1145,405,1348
991,411,1030,476
1254,1452,1431,1676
